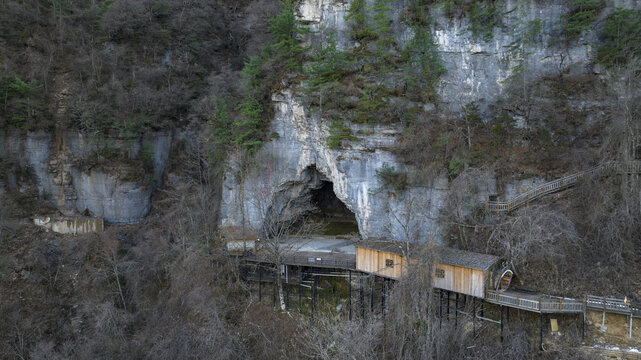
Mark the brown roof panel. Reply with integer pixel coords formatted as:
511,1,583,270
356,241,500,271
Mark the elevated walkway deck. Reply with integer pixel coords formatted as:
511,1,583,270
485,290,584,313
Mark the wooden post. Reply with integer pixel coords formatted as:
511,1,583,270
311,276,317,325
285,283,290,310
273,269,277,307
539,312,543,351
381,278,386,322
348,271,352,321
630,315,633,339
507,306,510,326
439,290,443,329
259,266,263,302
580,313,584,342
455,293,459,327
360,276,365,319
601,296,607,331
298,280,302,314
500,305,504,344
446,291,450,321
473,297,476,337
370,276,375,314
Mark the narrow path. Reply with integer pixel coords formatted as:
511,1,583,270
484,161,641,212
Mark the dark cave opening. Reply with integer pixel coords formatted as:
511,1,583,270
308,179,359,236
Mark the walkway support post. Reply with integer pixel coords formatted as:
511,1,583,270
285,283,290,310
582,311,585,342
507,306,510,326
447,291,450,321
298,281,302,314
259,266,263,302
539,312,543,351
500,305,504,344
439,290,443,329
273,268,276,307
360,276,365,319
455,293,459,327
348,271,352,321
312,276,317,325
381,278,386,321
472,297,476,337
370,276,374,314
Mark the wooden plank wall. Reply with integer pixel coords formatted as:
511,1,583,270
356,247,408,279
433,263,485,297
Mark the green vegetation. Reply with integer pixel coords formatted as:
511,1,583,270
305,36,354,89
562,0,604,40
401,27,446,102
596,8,641,68
305,0,445,126
269,0,309,71
0,76,46,129
376,162,408,192
206,1,308,156
326,120,357,149
447,156,464,177
345,0,375,41
466,1,503,41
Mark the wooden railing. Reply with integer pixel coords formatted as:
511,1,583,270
245,253,356,270
484,161,641,212
485,290,584,313
586,295,632,314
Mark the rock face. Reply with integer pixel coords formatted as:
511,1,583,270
220,90,452,242
219,0,639,243
0,129,172,223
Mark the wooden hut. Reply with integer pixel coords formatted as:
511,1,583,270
432,247,500,298
355,242,500,297
355,242,410,279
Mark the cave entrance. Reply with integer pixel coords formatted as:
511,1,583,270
266,165,359,237
307,177,359,236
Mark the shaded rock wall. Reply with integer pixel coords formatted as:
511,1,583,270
0,129,172,223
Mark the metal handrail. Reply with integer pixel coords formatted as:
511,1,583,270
486,290,583,313
484,161,641,212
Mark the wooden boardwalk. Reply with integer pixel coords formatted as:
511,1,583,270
485,290,584,313
244,251,356,270
484,161,641,212
586,295,641,318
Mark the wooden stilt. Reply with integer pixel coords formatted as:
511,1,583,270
298,280,302,314
473,297,476,337
455,293,459,327
447,291,450,321
539,312,543,351
439,290,443,329
507,306,510,326
381,278,385,319
259,266,263,302
348,271,352,321
582,311,585,342
312,276,317,325
500,305,504,344
370,276,374,314
285,283,290,310
360,276,365,319
272,269,276,307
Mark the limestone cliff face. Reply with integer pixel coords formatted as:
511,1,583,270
220,90,455,242
219,0,640,243
0,129,172,223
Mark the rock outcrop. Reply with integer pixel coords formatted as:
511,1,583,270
219,0,639,243
0,129,172,223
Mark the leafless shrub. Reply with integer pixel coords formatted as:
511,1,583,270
299,318,380,360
